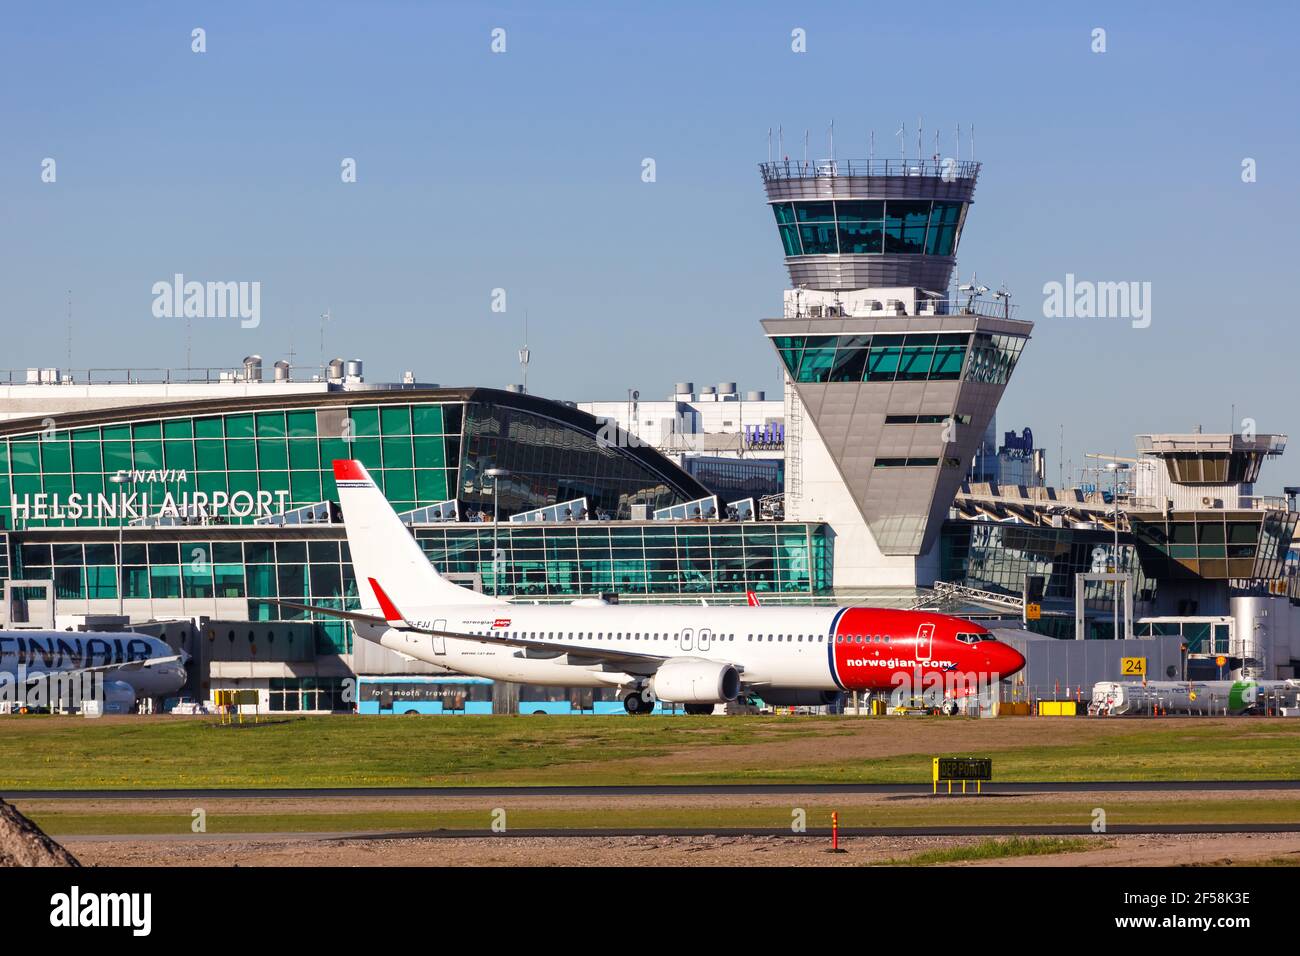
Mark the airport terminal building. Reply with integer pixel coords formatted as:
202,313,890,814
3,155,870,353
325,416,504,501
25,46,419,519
3,154,1299,711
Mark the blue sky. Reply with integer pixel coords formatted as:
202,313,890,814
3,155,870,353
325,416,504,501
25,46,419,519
2,1,1298,490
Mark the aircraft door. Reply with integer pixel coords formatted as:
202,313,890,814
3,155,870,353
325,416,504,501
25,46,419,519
680,628,694,651
698,628,712,652
915,622,935,661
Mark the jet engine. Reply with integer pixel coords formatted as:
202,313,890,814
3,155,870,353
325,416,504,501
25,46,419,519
649,658,741,703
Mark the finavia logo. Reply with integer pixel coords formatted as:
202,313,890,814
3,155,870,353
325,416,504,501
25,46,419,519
49,886,151,936
151,273,260,328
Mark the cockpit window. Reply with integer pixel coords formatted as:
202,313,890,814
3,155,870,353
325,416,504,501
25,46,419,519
956,632,996,644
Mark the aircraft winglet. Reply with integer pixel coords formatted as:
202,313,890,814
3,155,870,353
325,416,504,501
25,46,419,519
368,577,411,627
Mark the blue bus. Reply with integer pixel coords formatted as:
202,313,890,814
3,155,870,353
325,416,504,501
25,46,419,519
356,675,682,715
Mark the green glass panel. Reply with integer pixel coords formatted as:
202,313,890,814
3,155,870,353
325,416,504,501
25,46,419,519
830,348,868,382
197,472,228,494
132,422,162,441
72,441,103,472
413,435,445,469
101,425,130,442
865,346,902,381
416,469,448,502
412,405,444,435
351,439,381,471
101,442,131,472
45,474,73,496
349,408,379,437
796,348,835,383
290,470,322,504
778,224,801,256
132,441,162,469
930,345,966,379
834,200,883,220
380,406,411,435
256,412,286,437
228,471,258,496
837,221,883,254
259,471,289,495
797,222,837,255
794,201,835,222
194,417,224,439
163,441,195,471
771,203,796,225
319,438,350,468
257,439,288,470
382,437,414,469
150,564,181,598
71,428,100,442
195,440,225,471
225,414,255,438
40,441,72,472
383,469,415,502
288,439,319,470
10,441,39,473
74,473,104,496
162,419,193,439
286,410,316,437
227,439,256,471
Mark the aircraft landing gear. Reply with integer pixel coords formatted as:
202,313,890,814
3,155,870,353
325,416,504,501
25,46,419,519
940,698,959,716
684,703,714,716
623,687,655,715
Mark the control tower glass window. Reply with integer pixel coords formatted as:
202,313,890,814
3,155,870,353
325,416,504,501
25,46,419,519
771,199,967,258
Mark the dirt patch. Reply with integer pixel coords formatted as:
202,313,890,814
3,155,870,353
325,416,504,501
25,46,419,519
0,798,79,867
60,831,1300,868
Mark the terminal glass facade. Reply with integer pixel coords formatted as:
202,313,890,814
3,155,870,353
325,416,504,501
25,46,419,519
10,521,832,652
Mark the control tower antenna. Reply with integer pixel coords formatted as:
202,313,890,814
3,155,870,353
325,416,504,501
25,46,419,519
829,118,834,161
319,307,330,373
896,121,905,160
917,115,922,161
767,127,771,163
519,309,531,394
955,123,960,162
803,128,809,165
869,129,875,161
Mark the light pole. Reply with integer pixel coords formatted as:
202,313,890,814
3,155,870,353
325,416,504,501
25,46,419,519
1106,461,1130,640
483,468,511,596
108,470,133,618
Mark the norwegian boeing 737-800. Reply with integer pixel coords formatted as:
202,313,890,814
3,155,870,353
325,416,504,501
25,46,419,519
281,461,1024,714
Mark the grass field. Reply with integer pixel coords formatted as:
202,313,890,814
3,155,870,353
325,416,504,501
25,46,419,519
2,714,1299,790
23,798,1300,836
879,836,1101,866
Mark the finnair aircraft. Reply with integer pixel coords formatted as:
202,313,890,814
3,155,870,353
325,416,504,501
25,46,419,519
284,461,1024,715
0,630,187,709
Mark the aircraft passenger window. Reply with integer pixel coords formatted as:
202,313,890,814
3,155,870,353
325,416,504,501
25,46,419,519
797,635,803,642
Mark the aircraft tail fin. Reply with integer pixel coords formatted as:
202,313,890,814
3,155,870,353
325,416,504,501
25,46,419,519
333,460,503,608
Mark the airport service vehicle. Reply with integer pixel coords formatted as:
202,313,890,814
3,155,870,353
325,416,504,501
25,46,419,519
1090,679,1300,716
282,460,1025,716
0,630,187,709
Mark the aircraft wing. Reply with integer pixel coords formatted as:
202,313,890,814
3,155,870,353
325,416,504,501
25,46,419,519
15,654,184,686
269,599,673,672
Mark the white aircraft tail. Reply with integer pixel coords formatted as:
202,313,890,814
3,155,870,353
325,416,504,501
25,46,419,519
333,460,503,608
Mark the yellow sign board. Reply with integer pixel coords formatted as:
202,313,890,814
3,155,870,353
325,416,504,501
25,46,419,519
1025,603,1041,621
1120,657,1147,677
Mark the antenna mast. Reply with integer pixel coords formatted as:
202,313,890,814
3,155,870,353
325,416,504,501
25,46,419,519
519,310,531,393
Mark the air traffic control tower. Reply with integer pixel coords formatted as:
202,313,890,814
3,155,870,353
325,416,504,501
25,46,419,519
759,156,1034,588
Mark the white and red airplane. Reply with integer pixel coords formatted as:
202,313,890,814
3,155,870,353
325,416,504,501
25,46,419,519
281,461,1025,715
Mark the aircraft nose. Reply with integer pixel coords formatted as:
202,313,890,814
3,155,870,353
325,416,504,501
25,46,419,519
999,644,1026,678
